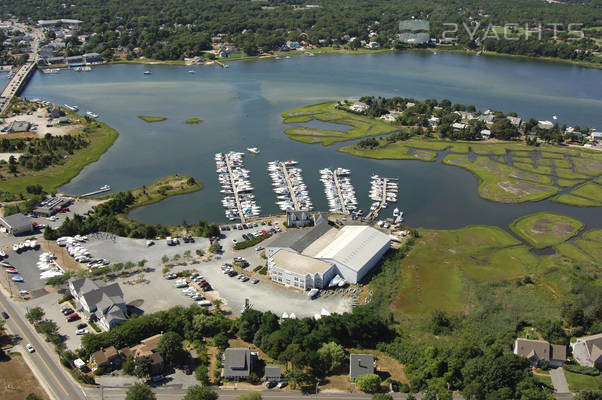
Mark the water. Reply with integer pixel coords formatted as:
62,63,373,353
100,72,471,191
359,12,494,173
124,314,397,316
21,52,602,229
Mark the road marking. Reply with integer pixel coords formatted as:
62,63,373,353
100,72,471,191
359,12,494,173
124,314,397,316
0,295,71,398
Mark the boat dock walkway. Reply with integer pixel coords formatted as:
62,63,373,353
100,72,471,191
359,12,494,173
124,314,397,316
225,153,246,223
366,177,398,222
281,162,301,211
79,187,111,197
333,173,349,214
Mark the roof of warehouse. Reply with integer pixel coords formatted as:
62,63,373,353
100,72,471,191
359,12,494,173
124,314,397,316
315,225,390,272
272,249,333,275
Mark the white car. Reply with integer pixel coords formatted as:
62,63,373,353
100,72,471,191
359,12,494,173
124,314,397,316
26,344,34,353
76,328,88,335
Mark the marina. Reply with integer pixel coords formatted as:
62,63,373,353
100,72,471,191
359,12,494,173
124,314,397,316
366,175,399,221
267,160,313,212
216,151,261,223
319,168,358,214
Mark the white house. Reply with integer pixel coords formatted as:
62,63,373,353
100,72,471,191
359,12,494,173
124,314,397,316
350,102,369,113
481,129,492,139
69,277,128,331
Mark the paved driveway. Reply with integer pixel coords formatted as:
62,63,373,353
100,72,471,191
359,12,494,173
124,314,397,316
550,368,570,394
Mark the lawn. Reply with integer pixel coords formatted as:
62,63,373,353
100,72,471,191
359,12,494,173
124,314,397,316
185,117,203,124
564,370,602,391
126,174,202,209
509,212,584,248
0,121,118,195
137,115,167,123
0,353,49,400
281,102,398,146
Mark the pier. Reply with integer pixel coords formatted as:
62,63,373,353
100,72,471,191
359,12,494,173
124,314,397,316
267,160,313,212
332,172,349,214
281,162,301,211
366,176,398,222
79,187,111,197
225,153,247,223
0,61,37,114
320,168,358,215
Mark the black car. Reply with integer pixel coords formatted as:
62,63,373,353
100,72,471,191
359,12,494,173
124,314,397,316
1,311,8,319
77,323,87,329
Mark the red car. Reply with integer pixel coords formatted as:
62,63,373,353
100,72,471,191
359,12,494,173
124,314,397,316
183,365,191,375
6,268,18,274
66,313,80,322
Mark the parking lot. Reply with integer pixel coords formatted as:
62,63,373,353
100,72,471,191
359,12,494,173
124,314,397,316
1,246,47,293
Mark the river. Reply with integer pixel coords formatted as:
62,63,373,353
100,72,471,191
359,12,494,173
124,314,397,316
21,52,602,229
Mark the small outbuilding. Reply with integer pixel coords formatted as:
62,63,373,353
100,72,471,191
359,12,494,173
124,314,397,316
0,213,34,236
264,365,282,382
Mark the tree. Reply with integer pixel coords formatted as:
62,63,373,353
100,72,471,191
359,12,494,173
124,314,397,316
25,395,43,400
157,331,187,367
125,383,156,400
317,342,345,374
122,355,135,375
183,385,218,400
161,255,169,264
134,356,154,378
355,374,382,393
213,333,229,350
25,307,45,325
574,391,602,400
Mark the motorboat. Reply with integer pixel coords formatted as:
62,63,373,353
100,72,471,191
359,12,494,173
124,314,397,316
100,184,111,191
143,70,152,75
247,147,260,154
86,111,99,118
64,104,79,111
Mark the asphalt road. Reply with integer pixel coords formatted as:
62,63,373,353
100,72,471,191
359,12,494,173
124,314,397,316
0,290,86,400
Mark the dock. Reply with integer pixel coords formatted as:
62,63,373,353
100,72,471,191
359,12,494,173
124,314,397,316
225,153,246,223
281,162,301,211
320,168,358,215
366,176,398,222
267,160,313,212
79,187,111,197
333,172,349,214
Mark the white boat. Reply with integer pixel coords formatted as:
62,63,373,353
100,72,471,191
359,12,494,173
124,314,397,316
86,111,99,118
143,70,152,75
307,288,320,299
100,184,111,191
188,70,195,73
247,147,260,154
393,208,400,217
64,104,79,112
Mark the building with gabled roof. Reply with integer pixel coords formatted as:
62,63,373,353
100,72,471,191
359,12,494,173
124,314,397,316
513,338,566,367
223,348,255,380
571,333,602,368
350,354,375,381
69,277,128,331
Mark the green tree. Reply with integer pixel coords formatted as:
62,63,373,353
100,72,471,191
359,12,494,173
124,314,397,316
157,331,187,367
122,355,135,375
213,333,229,350
125,382,156,400
25,307,45,325
134,356,154,378
355,374,382,393
183,385,218,400
574,391,602,400
317,342,345,374
25,394,43,400
161,255,169,264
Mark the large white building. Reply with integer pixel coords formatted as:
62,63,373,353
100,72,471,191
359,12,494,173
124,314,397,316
266,220,390,290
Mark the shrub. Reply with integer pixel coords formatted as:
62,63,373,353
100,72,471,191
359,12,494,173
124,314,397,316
233,234,271,250
563,363,600,376
355,373,382,393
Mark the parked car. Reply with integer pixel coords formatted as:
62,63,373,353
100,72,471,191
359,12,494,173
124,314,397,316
251,278,260,284
77,323,87,329
76,328,88,335
66,313,80,322
265,381,277,389
1,311,8,319
61,307,74,315
277,381,288,388
183,365,192,375
26,344,35,353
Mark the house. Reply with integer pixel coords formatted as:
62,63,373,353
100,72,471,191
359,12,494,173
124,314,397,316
33,197,72,217
591,132,602,143
428,116,440,128
48,103,63,119
286,210,312,227
455,111,476,120
350,102,369,113
69,277,128,331
366,41,380,49
513,338,566,367
507,116,522,129
380,112,399,122
571,333,602,368
479,114,495,125
264,366,282,382
350,354,375,382
538,120,554,130
7,120,30,133
92,346,121,369
66,55,85,67
223,348,255,380
452,122,467,131
0,213,34,236
119,333,164,375
481,129,492,139
83,52,103,64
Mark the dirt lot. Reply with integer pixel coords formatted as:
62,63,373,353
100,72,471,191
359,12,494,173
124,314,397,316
0,353,49,400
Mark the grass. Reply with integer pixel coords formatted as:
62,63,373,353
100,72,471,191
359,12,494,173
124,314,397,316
281,101,398,146
442,155,558,203
137,115,167,123
0,353,49,400
340,142,437,161
185,117,203,124
389,226,527,316
568,182,602,204
564,370,602,391
552,194,601,207
126,174,202,209
509,212,584,249
0,120,118,195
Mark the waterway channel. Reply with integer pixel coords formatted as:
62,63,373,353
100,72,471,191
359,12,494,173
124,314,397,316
21,52,602,229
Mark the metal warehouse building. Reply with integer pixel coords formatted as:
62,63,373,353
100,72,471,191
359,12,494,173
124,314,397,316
266,219,390,290
0,213,34,236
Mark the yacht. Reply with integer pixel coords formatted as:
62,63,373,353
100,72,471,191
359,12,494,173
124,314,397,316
188,70,195,73
64,104,78,112
143,70,152,75
247,147,260,154
393,208,400,217
86,111,99,118
100,184,111,191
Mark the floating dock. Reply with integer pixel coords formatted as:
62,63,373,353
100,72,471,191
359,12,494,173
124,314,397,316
267,160,313,212
366,175,398,221
320,168,358,214
216,151,260,222
79,187,111,197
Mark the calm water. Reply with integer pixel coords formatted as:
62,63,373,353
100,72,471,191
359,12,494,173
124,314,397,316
21,52,602,229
